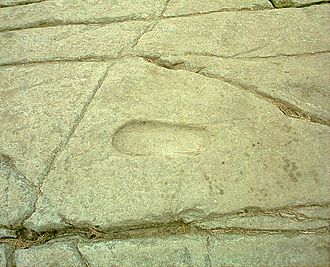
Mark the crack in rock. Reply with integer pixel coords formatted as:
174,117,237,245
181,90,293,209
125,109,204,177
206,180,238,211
0,4,296,33
75,243,91,267
1,203,329,248
0,154,38,226
17,64,113,230
141,55,330,127
0,0,47,8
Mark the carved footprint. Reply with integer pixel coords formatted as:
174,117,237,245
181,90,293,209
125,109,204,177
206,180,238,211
112,120,210,156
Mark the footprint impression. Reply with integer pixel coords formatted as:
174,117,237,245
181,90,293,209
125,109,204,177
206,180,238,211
112,120,210,156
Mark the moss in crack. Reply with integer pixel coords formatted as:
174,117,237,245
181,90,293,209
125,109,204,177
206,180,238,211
270,0,296,8
0,221,190,248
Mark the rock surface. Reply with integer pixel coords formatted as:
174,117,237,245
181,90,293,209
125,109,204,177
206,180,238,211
155,53,330,124
25,57,330,231
0,0,166,31
132,5,330,58
15,241,85,267
13,233,329,267
0,63,108,185
0,0,329,266
163,0,273,17
0,244,13,267
0,155,36,226
0,22,149,65
271,0,328,8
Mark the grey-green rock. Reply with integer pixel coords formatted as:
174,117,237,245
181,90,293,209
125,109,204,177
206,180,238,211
0,155,36,226
25,57,330,231
0,244,13,267
0,0,166,31
133,5,330,58
164,0,273,17
77,233,330,266
0,63,108,186
15,241,85,267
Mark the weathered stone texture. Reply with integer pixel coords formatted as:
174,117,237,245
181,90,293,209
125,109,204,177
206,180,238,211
0,22,149,65
76,233,330,267
0,63,108,186
193,215,329,230
163,0,273,17
0,0,166,31
0,244,13,267
15,241,85,267
25,58,330,231
0,1,329,265
133,5,330,58
208,233,330,266
297,206,330,219
158,53,330,123
78,235,207,267
0,156,36,226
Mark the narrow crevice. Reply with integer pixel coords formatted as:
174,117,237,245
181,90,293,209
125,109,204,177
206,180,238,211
75,244,91,267
179,50,330,60
141,56,330,127
163,6,274,19
1,219,328,249
1,50,329,68
0,4,290,33
268,0,276,8
0,16,152,33
2,203,329,248
160,0,172,17
0,154,39,227
0,0,46,8
130,22,158,50
186,203,330,224
0,56,116,68
1,52,329,138
18,186,41,230
130,0,171,49
19,63,113,227
236,50,330,59
39,64,110,181
205,236,213,267
1,221,189,249
205,74,330,126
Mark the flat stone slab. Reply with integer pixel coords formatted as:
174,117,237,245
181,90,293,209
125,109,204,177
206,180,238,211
0,22,149,65
163,0,273,17
0,155,36,225
26,57,330,231
15,240,85,267
0,62,107,186
0,0,166,31
133,5,330,58
156,53,330,124
1,1,329,265
0,244,13,267
12,233,330,267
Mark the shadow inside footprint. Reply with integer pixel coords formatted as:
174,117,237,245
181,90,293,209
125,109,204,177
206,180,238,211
112,120,210,156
